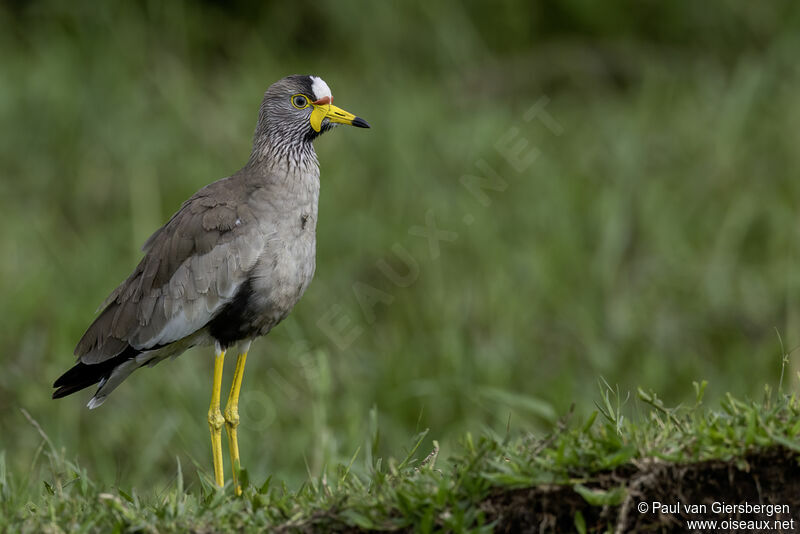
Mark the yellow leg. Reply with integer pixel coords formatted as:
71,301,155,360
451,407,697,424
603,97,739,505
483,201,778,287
208,344,226,488
224,340,251,496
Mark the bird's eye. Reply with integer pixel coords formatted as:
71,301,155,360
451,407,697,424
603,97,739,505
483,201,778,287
291,95,309,109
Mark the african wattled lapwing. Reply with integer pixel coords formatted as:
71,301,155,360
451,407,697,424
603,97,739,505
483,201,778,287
53,75,369,494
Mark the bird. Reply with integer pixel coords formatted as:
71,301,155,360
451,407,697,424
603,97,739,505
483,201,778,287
52,74,369,494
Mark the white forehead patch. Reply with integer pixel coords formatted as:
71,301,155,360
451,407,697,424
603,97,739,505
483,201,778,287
310,76,332,101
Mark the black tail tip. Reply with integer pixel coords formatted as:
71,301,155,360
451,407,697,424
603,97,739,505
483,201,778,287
52,386,73,399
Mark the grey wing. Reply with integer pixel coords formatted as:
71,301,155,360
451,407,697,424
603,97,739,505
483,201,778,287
75,179,263,363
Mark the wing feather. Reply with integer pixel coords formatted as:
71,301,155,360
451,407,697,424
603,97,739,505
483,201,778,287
76,177,262,363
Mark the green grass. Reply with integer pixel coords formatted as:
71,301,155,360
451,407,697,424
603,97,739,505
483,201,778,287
3,1,800,529
3,380,799,532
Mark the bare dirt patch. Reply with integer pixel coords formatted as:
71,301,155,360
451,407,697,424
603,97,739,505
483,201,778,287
482,446,800,533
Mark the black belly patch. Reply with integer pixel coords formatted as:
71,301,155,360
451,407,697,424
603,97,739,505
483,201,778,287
208,278,261,348
301,214,309,230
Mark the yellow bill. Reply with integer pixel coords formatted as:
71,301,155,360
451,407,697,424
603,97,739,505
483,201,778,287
310,100,370,132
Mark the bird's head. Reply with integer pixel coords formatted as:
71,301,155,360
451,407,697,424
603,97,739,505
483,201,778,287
255,75,369,151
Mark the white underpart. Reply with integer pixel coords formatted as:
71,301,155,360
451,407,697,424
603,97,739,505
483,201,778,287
141,311,203,347
132,287,235,348
310,76,332,101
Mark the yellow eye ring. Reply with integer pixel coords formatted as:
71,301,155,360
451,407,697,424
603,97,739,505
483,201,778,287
291,94,310,109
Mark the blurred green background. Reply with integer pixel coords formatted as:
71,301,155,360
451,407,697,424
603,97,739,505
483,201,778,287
2,0,800,489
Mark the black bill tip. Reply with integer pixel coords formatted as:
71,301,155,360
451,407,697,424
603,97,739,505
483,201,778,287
352,117,370,128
